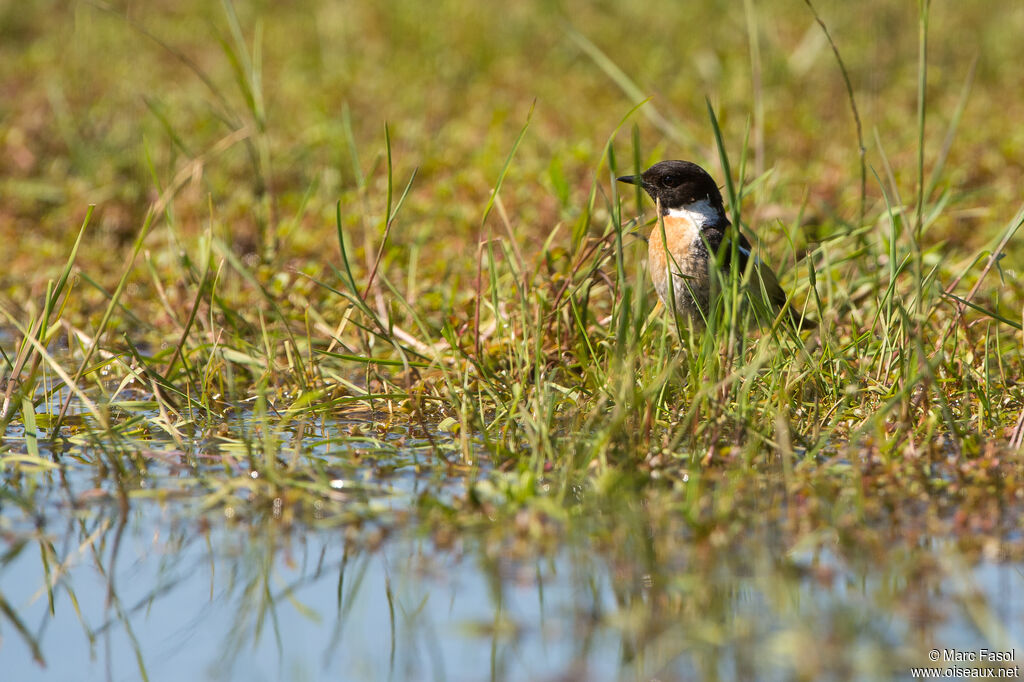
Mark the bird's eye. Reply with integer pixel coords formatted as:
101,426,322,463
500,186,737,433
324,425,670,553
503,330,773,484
661,174,682,188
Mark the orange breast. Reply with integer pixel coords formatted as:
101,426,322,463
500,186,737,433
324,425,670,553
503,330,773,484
647,215,709,320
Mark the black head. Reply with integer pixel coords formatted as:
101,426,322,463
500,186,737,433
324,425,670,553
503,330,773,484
618,160,725,216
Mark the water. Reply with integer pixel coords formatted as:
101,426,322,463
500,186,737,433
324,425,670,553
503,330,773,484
2,405,1023,680
6,494,1023,680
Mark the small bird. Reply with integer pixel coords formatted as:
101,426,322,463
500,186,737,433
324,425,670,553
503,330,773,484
618,160,812,330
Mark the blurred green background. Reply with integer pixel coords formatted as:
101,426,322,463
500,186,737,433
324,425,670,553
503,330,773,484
2,0,1021,316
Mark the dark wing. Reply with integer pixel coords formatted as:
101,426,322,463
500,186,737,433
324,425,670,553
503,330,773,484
705,225,787,309
702,224,752,281
695,225,816,329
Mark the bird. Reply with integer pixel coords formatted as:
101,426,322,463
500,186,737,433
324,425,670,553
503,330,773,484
617,160,813,330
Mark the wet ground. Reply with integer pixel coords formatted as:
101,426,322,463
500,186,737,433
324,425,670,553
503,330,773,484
3,409,1022,681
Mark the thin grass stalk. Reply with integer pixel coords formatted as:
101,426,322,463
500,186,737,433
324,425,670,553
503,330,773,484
803,0,867,226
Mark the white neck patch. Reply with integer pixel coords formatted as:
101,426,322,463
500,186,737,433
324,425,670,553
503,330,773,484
666,198,721,228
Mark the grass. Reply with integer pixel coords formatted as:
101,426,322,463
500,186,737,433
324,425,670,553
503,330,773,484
1,0,1024,678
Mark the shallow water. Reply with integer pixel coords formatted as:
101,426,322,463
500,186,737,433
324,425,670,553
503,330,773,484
5,501,1023,681
3,405,1023,681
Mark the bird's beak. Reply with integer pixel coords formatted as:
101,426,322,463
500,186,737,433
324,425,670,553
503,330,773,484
617,175,638,185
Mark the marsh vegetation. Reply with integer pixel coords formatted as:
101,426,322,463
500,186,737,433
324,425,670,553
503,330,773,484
1,1,1022,679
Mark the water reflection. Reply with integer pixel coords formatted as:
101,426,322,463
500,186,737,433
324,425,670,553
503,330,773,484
3,484,1022,681
1,398,1021,680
